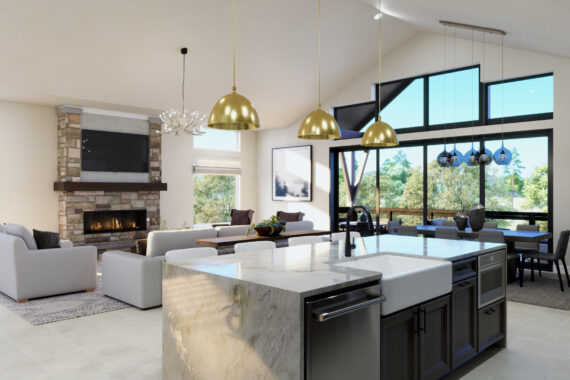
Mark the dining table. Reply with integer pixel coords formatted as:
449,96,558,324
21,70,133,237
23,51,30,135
416,225,552,282
196,229,330,248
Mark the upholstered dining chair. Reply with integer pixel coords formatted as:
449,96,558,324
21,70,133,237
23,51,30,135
397,225,418,237
330,231,361,241
288,236,325,246
478,230,505,244
441,220,457,227
435,227,459,240
387,220,402,234
519,230,570,291
234,241,276,254
515,224,542,276
165,247,218,263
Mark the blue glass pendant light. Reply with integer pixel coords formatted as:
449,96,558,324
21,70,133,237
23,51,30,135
449,143,464,167
478,142,493,165
464,141,479,166
437,144,451,167
494,141,512,165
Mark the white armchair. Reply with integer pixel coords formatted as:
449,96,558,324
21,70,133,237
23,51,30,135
0,233,97,303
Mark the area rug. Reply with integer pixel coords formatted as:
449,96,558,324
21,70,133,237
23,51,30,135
507,271,570,310
0,273,130,325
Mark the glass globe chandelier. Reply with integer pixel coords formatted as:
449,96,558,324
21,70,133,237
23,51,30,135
160,48,206,135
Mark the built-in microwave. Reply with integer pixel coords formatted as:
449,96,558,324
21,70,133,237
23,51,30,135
478,250,506,309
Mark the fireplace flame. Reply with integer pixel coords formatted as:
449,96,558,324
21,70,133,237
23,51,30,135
89,219,139,232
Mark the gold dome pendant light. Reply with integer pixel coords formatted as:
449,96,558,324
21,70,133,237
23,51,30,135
298,0,341,140
208,0,260,130
362,0,399,147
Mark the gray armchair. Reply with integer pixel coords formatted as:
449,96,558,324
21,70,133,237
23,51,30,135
0,233,97,303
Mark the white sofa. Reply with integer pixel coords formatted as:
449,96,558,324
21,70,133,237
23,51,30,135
0,229,97,303
102,222,314,309
102,226,250,308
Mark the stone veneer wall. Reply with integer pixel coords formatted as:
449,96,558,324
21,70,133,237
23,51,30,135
56,107,162,247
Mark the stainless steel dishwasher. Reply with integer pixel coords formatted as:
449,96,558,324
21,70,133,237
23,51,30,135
304,282,384,380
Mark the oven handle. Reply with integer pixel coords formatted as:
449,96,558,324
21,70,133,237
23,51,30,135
313,295,387,322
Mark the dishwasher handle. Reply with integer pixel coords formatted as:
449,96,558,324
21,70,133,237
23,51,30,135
313,295,387,322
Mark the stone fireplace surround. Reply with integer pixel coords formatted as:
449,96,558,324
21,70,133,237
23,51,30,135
55,106,165,251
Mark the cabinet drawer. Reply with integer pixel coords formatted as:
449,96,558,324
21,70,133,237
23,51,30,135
452,258,477,283
478,300,505,352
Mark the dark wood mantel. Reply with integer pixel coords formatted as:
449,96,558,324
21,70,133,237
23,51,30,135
53,182,167,192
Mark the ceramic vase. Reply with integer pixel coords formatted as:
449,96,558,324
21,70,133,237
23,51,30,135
468,204,485,232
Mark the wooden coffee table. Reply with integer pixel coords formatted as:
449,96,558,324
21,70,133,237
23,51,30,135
196,229,330,248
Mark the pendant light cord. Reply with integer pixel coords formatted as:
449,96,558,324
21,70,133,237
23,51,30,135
232,0,236,92
182,51,186,112
318,0,321,108
452,28,457,147
377,0,381,117
470,30,474,144
501,35,505,140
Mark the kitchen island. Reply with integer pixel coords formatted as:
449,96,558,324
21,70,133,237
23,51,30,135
163,235,506,380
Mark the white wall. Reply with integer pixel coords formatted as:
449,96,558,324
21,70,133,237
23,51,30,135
0,101,59,231
160,130,258,228
256,31,567,242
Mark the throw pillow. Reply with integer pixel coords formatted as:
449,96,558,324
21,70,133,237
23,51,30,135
33,229,61,250
3,223,38,250
277,211,305,222
230,209,254,225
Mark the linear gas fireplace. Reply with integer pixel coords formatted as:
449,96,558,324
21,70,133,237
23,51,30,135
84,210,147,234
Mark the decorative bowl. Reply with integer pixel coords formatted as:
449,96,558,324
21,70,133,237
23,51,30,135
254,224,283,237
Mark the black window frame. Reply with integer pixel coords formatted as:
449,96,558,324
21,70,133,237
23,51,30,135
485,72,554,125
333,66,553,136
329,129,553,252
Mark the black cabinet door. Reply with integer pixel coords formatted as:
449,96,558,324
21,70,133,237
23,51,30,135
478,299,506,352
451,277,477,368
381,307,419,380
419,295,451,380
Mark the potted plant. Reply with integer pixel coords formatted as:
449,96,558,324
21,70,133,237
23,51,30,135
246,216,286,237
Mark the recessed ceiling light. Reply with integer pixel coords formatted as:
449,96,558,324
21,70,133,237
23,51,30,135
374,12,383,20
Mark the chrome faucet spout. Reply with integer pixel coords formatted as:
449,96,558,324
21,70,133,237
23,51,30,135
345,205,374,257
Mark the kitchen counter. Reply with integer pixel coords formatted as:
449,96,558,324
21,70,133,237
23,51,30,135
162,235,505,379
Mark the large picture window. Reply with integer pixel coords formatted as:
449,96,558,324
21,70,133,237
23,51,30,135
193,174,239,225
331,131,552,240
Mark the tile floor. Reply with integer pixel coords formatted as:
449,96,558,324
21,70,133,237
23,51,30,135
0,301,568,379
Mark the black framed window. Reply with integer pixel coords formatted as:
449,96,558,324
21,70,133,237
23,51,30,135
333,66,553,136
330,130,553,246
428,67,480,126
378,77,424,131
487,73,553,123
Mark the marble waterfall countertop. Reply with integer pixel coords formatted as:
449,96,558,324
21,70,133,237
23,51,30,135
167,234,504,297
162,235,505,379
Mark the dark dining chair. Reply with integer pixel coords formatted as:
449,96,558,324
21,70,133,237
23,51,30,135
519,230,570,291
515,224,542,276
397,225,417,236
435,227,459,240
478,229,505,244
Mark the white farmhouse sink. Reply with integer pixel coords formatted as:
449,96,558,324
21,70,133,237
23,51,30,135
335,255,452,315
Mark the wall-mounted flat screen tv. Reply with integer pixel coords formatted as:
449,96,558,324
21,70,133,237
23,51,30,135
81,129,149,173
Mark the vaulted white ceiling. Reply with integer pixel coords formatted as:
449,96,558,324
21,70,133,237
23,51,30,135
0,0,567,129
